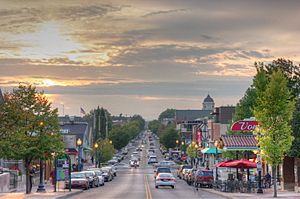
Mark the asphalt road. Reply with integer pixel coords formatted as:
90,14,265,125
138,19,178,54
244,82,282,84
68,132,225,199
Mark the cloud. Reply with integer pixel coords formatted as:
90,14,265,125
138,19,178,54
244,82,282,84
142,8,187,17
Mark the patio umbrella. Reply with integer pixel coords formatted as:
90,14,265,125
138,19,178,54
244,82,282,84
215,160,234,167
225,158,257,169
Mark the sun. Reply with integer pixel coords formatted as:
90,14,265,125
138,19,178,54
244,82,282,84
17,21,81,59
41,79,56,87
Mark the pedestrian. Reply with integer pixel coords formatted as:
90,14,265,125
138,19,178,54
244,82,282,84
29,165,35,193
50,169,55,185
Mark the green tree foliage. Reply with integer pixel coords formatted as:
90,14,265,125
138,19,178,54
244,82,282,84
108,121,141,150
158,108,175,121
97,139,115,164
131,114,145,131
159,127,180,149
84,107,112,143
148,120,160,135
0,84,64,194
254,70,295,197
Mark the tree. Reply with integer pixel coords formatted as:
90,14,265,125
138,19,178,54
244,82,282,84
254,70,295,197
131,114,145,131
97,139,115,166
148,120,160,135
158,108,175,121
159,127,180,149
0,84,64,194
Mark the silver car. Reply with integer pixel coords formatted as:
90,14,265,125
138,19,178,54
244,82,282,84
155,173,176,189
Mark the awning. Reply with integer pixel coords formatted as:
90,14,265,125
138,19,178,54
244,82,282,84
221,135,258,151
83,147,93,153
201,147,222,154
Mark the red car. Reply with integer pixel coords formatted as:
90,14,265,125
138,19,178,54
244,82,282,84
194,169,214,188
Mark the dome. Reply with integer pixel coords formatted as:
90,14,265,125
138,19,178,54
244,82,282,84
203,94,214,103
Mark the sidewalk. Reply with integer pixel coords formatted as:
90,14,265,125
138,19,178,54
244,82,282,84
0,182,82,199
203,188,300,199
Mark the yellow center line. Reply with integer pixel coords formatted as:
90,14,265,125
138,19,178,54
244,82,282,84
145,174,152,199
144,174,149,199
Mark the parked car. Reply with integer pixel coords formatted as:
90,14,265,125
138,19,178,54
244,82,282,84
108,159,118,165
155,173,176,189
106,165,117,177
88,168,105,186
101,167,114,182
81,170,100,188
177,165,192,179
114,163,130,170
65,172,89,190
186,169,197,185
154,167,172,179
194,169,214,188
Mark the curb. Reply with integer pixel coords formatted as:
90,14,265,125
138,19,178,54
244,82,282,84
201,188,235,199
55,190,83,199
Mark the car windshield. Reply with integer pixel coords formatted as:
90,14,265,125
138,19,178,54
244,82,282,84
71,173,85,179
84,172,94,177
158,173,172,178
202,171,213,176
183,165,192,169
101,168,109,172
157,168,171,173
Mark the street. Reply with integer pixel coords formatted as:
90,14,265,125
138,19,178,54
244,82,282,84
68,135,225,199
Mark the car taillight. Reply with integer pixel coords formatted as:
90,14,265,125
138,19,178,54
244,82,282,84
170,178,175,181
189,174,191,177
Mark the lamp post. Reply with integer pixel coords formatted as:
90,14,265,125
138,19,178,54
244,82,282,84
214,140,219,181
176,140,179,150
254,126,263,194
37,121,46,193
77,138,82,171
94,143,99,168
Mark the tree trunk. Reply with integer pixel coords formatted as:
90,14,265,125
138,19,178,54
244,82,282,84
25,162,30,194
273,166,277,198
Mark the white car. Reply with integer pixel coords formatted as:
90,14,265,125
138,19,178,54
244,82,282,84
87,169,105,186
129,159,140,167
155,173,176,189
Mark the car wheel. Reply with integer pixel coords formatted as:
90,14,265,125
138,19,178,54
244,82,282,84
171,185,175,189
155,185,158,189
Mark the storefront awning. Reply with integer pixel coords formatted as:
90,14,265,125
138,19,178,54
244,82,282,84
201,147,222,154
221,135,258,151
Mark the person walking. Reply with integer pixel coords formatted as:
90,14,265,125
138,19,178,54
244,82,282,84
29,165,35,193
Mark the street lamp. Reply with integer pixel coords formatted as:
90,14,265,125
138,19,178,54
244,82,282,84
254,126,263,194
37,121,46,193
176,140,179,150
77,138,82,171
109,140,112,144
214,140,219,181
94,143,99,168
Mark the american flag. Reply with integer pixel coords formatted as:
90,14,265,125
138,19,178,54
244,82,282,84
80,107,86,115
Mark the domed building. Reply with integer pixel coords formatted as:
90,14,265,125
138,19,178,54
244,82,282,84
202,94,214,111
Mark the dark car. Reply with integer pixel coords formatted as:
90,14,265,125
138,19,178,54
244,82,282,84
65,172,89,190
148,156,158,164
101,167,114,182
194,170,214,188
154,167,171,179
81,171,100,188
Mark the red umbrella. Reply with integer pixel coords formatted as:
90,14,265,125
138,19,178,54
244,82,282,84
215,160,234,167
225,158,257,169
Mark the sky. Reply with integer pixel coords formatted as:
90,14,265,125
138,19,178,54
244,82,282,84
1,0,300,120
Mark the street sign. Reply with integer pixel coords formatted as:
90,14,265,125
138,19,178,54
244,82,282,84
257,161,262,171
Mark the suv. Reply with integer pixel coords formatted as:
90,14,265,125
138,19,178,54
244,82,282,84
194,169,214,188
154,167,171,179
177,165,192,179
